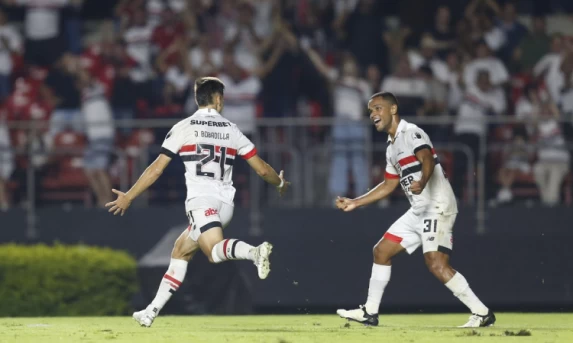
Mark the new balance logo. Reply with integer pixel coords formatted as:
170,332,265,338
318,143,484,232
205,208,218,217
426,237,435,241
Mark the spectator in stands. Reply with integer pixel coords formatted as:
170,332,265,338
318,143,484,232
465,0,507,53
380,57,426,116
533,34,566,103
79,70,115,208
304,45,371,199
224,1,267,73
42,53,83,150
63,0,83,54
0,108,12,210
418,65,449,141
446,51,465,115
464,41,509,90
533,102,570,206
408,34,450,84
513,15,549,72
121,8,154,103
188,35,223,77
156,38,193,113
4,0,71,67
454,70,507,198
109,43,137,135
497,1,528,63
0,7,22,102
496,132,533,204
427,5,455,59
218,42,283,136
365,64,381,95
334,0,387,74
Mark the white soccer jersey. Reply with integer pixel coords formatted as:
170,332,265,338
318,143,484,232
384,119,458,215
160,108,257,210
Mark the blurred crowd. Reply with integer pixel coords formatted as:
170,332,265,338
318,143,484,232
0,0,572,210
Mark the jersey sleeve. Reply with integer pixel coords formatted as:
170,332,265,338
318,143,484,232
160,124,185,158
385,149,399,179
232,125,257,160
406,128,433,156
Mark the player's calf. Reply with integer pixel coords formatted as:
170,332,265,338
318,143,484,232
424,251,456,284
134,230,199,327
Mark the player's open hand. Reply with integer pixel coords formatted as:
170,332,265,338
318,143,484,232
409,180,425,195
277,170,290,197
336,196,358,212
105,189,132,216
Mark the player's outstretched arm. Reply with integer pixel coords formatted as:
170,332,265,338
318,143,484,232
336,178,400,212
246,154,290,196
105,154,172,215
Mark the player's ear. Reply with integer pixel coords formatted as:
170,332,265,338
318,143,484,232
391,104,397,115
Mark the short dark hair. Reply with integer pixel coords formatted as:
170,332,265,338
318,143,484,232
370,92,399,107
194,77,225,106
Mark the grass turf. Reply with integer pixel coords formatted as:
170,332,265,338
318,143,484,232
0,313,572,343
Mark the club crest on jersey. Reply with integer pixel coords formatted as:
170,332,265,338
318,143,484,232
412,131,422,140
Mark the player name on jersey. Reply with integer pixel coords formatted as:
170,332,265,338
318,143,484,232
200,131,230,140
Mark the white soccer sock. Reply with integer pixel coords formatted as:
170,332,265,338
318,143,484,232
149,258,188,315
364,264,391,315
445,272,489,316
211,239,255,263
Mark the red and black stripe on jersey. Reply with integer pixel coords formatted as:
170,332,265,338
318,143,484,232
178,144,237,166
385,145,440,179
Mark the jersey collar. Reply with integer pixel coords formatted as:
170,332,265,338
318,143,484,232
387,119,408,143
195,108,221,116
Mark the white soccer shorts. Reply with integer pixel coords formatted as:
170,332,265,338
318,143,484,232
185,197,234,241
383,209,456,255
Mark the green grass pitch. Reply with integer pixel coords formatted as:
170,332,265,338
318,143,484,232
0,313,572,343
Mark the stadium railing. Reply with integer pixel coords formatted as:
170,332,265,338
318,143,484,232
3,115,572,237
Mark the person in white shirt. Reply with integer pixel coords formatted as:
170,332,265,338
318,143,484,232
407,35,450,84
122,8,154,84
79,71,115,208
6,0,71,66
336,92,494,328
454,70,507,199
463,41,509,90
533,34,567,103
533,103,570,206
304,46,371,199
380,58,427,116
106,77,290,328
0,8,21,101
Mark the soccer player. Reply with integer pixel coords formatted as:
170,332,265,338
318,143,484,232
335,92,495,328
105,77,290,327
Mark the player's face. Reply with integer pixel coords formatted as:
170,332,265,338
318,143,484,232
368,98,394,132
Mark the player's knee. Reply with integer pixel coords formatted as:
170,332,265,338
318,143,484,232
372,243,391,264
425,257,446,275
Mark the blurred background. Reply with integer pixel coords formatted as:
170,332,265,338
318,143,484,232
0,0,572,317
